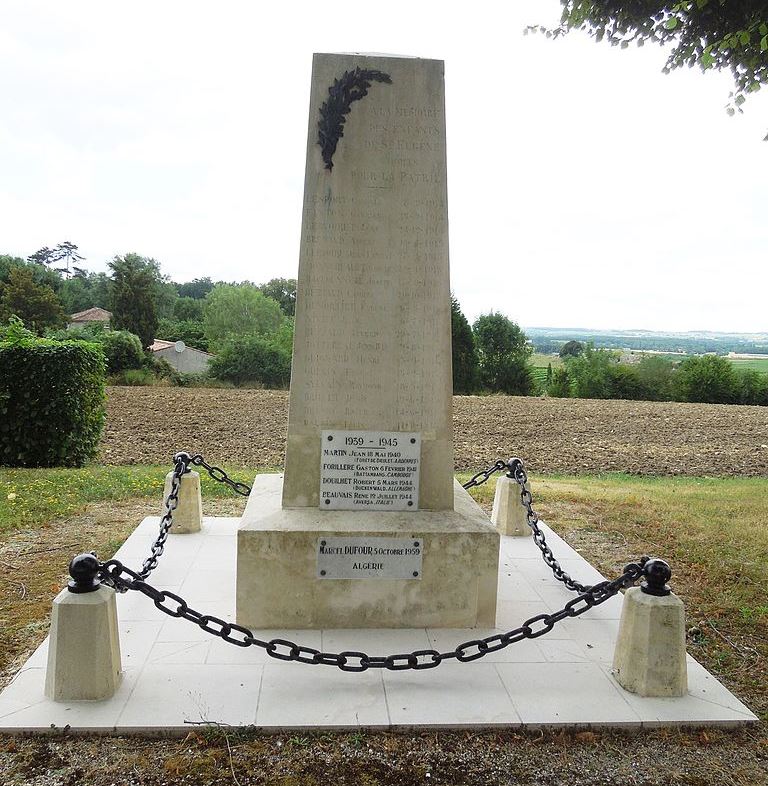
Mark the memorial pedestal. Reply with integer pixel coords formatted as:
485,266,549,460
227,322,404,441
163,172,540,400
237,475,500,629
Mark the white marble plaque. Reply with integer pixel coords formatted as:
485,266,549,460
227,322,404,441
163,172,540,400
317,536,423,579
319,430,420,510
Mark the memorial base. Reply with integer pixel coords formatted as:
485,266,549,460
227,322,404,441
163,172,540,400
237,475,500,629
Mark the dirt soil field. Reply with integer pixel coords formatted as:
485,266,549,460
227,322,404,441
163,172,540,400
100,388,768,476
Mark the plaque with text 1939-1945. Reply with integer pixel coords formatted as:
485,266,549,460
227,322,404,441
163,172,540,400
317,537,423,579
319,430,420,511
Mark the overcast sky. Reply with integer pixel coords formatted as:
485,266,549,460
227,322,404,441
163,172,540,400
2,0,766,333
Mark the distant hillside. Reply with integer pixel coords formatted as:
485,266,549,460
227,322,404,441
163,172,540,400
525,327,768,356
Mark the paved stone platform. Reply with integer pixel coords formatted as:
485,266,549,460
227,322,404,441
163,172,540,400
0,516,757,733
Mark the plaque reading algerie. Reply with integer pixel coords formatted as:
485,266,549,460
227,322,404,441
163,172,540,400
319,430,420,510
317,537,423,579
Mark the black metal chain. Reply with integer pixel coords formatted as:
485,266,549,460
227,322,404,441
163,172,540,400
461,457,592,594
189,454,252,498
136,452,189,582
507,458,593,594
461,459,508,490
90,451,652,670
108,452,252,591
98,556,646,671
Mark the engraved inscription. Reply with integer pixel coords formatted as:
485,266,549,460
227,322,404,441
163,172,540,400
319,430,420,511
317,537,423,580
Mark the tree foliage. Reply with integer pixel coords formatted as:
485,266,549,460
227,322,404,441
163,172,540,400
203,284,283,350
473,312,533,395
173,296,205,321
177,277,214,300
0,267,66,334
156,318,209,352
451,296,479,394
209,335,291,387
259,277,298,317
559,339,584,358
537,1,768,129
673,353,736,403
1,254,61,292
108,253,159,348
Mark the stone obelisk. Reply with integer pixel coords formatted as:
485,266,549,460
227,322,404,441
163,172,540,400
237,53,499,629
282,53,454,511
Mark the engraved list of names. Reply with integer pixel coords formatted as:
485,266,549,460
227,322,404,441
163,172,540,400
319,430,420,511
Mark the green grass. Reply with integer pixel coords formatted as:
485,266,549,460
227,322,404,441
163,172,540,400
0,464,261,532
531,353,562,368
462,471,768,632
728,356,768,374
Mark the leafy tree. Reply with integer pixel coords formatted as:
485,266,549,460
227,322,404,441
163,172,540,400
209,335,291,387
537,2,768,129
451,296,479,394
636,355,676,400
258,277,298,317
108,253,159,348
673,354,736,403
27,247,58,267
270,319,295,355
0,268,66,334
559,340,584,358
734,368,768,405
1,254,62,292
178,277,214,299
153,278,179,320
606,363,648,400
473,312,533,395
58,272,113,314
566,344,617,399
173,296,205,321
547,366,571,397
203,284,283,350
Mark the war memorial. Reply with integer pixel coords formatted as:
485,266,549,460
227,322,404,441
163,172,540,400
0,54,756,732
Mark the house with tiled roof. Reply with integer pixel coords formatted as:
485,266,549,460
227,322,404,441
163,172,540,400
68,307,112,328
150,339,213,374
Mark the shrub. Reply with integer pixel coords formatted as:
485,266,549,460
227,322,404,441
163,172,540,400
97,329,144,374
0,337,106,466
733,369,768,406
673,355,736,404
209,335,291,388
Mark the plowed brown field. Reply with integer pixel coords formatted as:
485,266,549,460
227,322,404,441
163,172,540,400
100,387,768,476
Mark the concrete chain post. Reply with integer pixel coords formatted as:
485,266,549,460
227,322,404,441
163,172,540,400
612,559,688,697
163,469,202,533
491,475,529,536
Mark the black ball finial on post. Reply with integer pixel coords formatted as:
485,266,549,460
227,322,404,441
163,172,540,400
506,457,523,478
67,553,101,593
641,558,672,597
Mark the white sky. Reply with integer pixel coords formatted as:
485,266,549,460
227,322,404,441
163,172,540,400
1,0,766,333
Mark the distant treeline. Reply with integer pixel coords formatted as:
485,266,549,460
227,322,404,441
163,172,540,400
528,328,768,357
540,345,768,407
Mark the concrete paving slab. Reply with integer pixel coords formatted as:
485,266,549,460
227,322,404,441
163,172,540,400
0,515,758,733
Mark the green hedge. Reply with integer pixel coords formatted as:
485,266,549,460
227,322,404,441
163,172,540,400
0,338,106,467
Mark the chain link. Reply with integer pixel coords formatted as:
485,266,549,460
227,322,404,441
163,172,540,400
461,459,508,491
505,457,594,594
95,452,649,671
189,454,252,497
99,556,644,671
101,451,251,592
